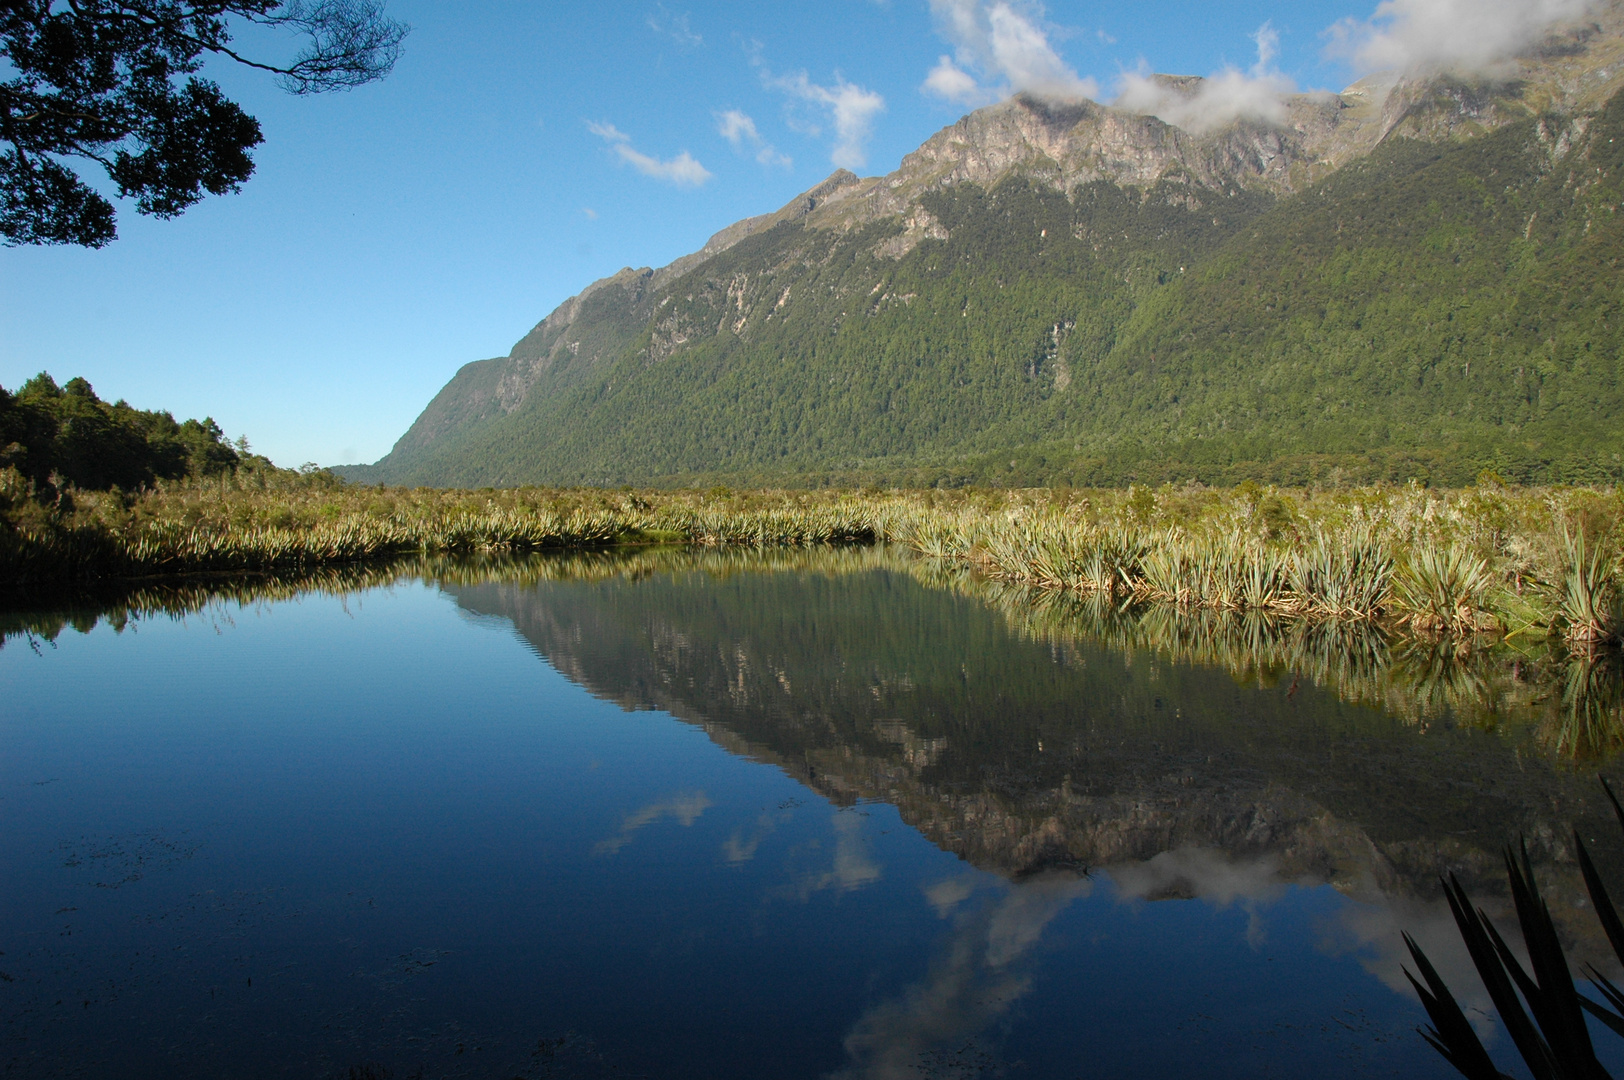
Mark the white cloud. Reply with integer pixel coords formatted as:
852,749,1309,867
754,58,886,170
646,4,702,48
581,207,598,220
716,108,760,147
1114,22,1297,134
923,55,997,107
616,146,713,186
923,1,1100,106
1255,19,1281,68
587,120,713,186
715,108,793,169
1326,0,1596,74
985,3,1099,98
585,120,630,144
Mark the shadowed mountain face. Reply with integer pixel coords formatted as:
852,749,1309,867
346,5,1624,488
446,557,1620,896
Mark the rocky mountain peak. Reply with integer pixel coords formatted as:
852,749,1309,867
509,5,1624,364
348,0,1624,483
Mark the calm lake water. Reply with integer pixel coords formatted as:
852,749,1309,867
4,547,1624,1079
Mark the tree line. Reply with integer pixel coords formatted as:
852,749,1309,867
1,372,254,492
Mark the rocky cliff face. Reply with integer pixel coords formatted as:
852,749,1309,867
497,1,1624,353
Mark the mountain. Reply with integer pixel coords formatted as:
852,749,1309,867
344,7,1624,488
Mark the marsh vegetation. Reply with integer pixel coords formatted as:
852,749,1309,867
5,477,1622,650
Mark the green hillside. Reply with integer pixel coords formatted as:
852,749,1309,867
349,87,1624,489
1057,101,1624,487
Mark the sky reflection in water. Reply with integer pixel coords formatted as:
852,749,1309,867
3,551,1623,1078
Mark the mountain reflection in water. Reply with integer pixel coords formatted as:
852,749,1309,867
5,545,1624,1078
441,548,1624,1057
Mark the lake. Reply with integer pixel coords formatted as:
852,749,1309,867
3,547,1622,1079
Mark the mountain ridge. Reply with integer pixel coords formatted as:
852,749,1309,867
344,4,1624,488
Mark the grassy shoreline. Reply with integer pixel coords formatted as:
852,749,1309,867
3,474,1621,647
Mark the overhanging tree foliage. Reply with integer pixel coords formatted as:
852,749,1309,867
0,0,407,247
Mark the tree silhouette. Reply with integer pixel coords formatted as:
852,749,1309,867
0,0,407,247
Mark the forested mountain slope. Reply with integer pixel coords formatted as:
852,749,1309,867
345,9,1624,488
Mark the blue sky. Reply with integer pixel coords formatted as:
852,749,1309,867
0,0,1513,466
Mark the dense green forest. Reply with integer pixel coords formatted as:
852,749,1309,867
0,373,248,493
347,86,1624,490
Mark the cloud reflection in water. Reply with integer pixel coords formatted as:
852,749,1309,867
593,791,713,856
832,845,1540,1077
790,811,884,900
833,871,1090,1080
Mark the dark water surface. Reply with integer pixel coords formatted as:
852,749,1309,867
4,548,1624,1079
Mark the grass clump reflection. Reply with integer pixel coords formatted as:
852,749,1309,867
906,557,1624,761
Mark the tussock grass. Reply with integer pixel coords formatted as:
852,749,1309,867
1392,545,1496,634
0,471,880,590
1557,528,1620,645
879,481,1624,646
5,471,1624,648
